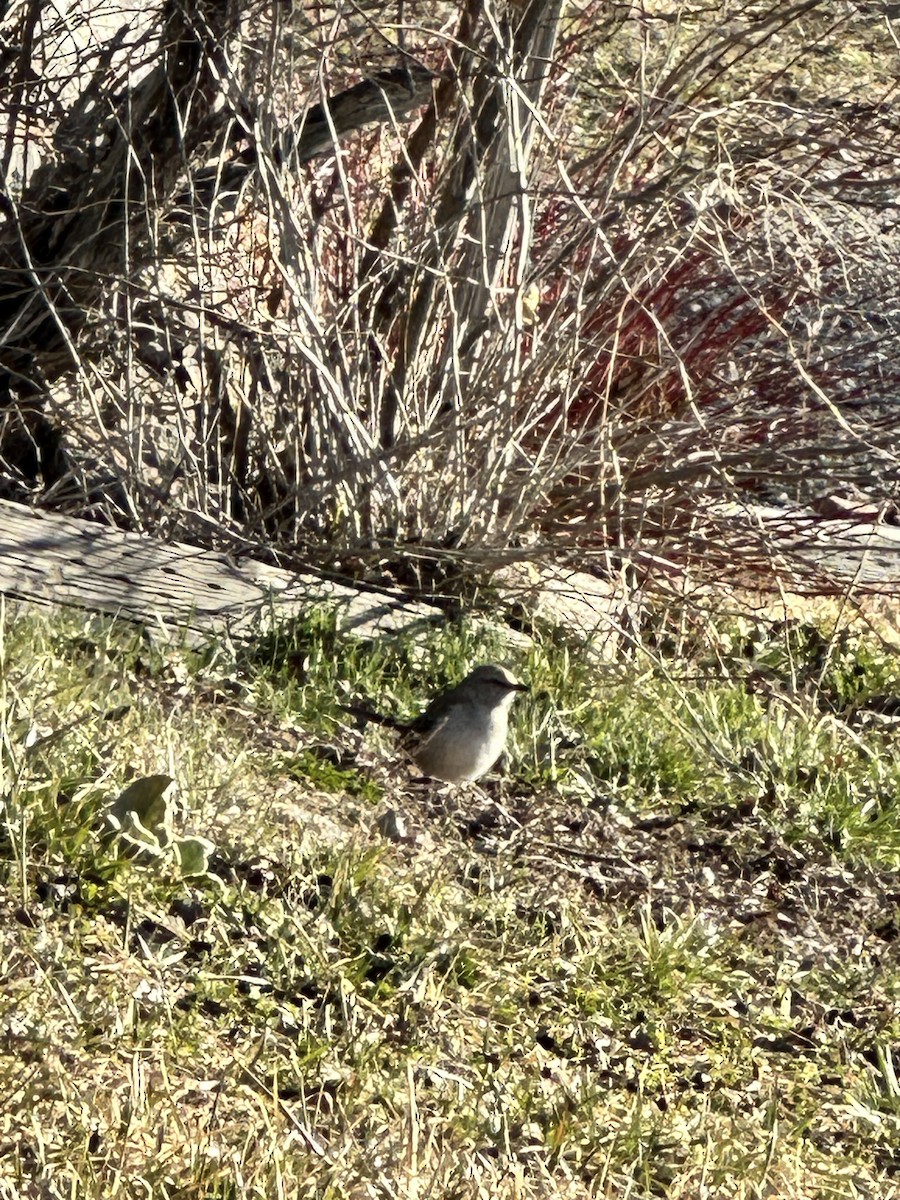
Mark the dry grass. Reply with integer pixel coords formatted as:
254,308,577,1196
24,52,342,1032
3,600,900,1197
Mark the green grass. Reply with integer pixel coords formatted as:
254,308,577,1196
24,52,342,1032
2,601,900,1197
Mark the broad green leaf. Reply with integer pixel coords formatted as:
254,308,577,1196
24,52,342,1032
102,774,174,848
172,836,214,877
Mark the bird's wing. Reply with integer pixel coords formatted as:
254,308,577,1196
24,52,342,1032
408,694,458,744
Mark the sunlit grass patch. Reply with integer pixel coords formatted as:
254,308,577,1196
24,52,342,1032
2,600,900,1196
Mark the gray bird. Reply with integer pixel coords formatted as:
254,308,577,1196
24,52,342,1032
344,663,528,783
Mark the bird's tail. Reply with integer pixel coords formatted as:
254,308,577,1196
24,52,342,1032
340,703,408,732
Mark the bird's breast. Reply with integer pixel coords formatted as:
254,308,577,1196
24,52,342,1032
412,705,509,784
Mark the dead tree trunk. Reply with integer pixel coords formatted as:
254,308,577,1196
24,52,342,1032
364,0,564,453
0,0,434,497
0,0,244,490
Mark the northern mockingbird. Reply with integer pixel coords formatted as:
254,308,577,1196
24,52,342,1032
344,663,528,783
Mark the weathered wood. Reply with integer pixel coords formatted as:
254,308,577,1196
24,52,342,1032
179,64,438,213
0,500,442,644
4,494,895,663
0,0,436,490
0,1,237,398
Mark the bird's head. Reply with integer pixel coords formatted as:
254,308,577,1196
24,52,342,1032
462,663,528,705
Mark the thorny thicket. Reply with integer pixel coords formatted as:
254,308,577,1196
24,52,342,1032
1,1,899,592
